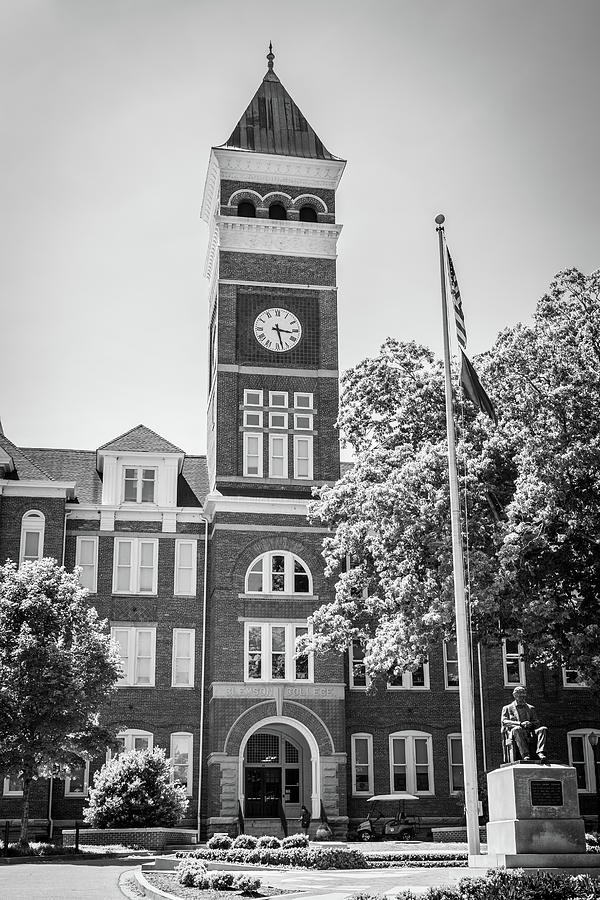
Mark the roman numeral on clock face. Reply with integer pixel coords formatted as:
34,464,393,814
253,307,303,353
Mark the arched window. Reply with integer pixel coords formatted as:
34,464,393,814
268,203,287,221
299,205,317,222
237,201,256,218
19,511,45,564
245,551,312,594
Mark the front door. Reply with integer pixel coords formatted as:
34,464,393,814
244,767,282,817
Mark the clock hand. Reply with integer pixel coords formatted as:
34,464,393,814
272,323,285,348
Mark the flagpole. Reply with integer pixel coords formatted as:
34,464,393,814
435,214,480,858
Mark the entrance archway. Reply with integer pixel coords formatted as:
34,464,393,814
238,716,320,820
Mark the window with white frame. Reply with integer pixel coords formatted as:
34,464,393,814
269,391,288,408
269,411,288,429
293,413,313,430
389,731,434,795
349,641,369,690
568,730,600,792
174,540,197,596
171,732,193,796
243,409,263,428
19,511,45,564
244,551,312,595
387,661,430,690
294,392,313,409
111,626,156,687
65,760,90,798
351,733,373,795
3,774,23,796
243,432,263,477
444,640,459,690
172,628,195,687
113,538,158,594
123,467,156,503
76,536,98,592
562,667,588,688
244,389,263,407
268,434,288,478
502,639,526,686
448,734,464,794
244,622,312,682
109,729,154,760
293,435,313,479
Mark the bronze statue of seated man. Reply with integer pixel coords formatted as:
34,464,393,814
501,685,547,762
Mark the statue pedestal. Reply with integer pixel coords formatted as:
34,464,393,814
470,763,600,873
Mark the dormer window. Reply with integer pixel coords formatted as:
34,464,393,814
123,467,156,503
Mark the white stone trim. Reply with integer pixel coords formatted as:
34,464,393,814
218,364,338,378
216,217,342,261
212,682,345,700
219,279,336,291
215,523,327,533
0,479,75,498
203,492,310,519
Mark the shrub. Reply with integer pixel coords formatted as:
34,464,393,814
232,873,262,894
176,858,207,886
233,834,259,849
207,832,233,849
282,833,309,849
256,835,281,848
178,844,368,870
350,870,600,900
587,832,600,852
84,748,188,828
206,871,236,890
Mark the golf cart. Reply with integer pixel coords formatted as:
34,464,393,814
356,793,419,842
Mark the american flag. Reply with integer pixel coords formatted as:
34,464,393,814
446,248,467,350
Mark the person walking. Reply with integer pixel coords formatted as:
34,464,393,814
300,805,311,836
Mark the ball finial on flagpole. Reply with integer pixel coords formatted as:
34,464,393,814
435,214,445,225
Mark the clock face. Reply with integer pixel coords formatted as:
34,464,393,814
253,307,302,353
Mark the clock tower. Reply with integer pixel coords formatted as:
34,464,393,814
201,45,345,498
199,48,348,838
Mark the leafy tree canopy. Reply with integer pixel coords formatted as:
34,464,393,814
0,558,122,842
84,748,188,828
306,268,600,689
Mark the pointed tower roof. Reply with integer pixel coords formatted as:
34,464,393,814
220,44,339,160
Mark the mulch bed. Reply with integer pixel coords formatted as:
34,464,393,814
144,872,295,899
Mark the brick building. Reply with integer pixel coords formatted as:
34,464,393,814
1,51,598,839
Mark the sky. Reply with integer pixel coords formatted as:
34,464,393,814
1,0,598,455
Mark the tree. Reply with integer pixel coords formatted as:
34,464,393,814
305,268,600,690
0,558,121,845
84,748,188,828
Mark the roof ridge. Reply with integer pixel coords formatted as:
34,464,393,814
0,434,55,480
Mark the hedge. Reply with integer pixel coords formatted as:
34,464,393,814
176,845,368,869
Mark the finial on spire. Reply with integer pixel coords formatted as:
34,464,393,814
267,41,275,70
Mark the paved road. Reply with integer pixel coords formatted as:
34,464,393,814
0,855,472,900
0,857,143,899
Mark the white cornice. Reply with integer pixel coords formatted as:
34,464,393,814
214,217,342,272
0,480,75,499
202,491,310,522
65,504,205,524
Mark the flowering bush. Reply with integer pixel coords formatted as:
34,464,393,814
83,748,188,828
587,832,600,852
256,835,281,848
233,834,259,849
207,832,233,849
178,844,368,869
232,873,262,893
282,833,309,849
176,858,207,886
351,870,600,899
